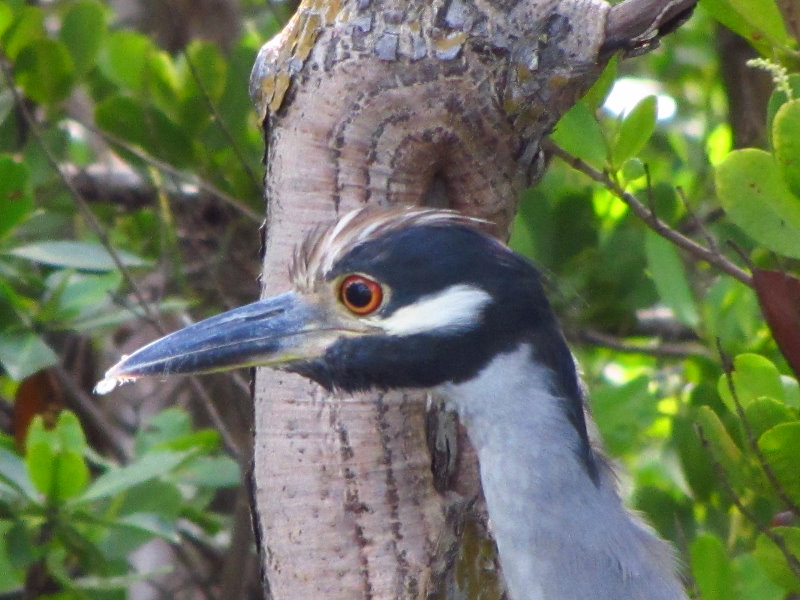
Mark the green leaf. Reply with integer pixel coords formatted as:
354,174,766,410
24,412,89,501
754,527,800,592
52,450,90,501
672,414,716,501
0,445,38,501
13,38,75,104
701,0,787,53
0,156,32,239
690,534,734,600
644,230,699,327
59,0,106,78
177,455,240,488
7,240,147,271
95,96,196,166
759,423,800,505
732,553,784,600
25,418,54,498
0,4,13,39
773,99,800,198
2,6,45,60
582,54,617,109
591,376,657,455
695,405,747,489
551,100,606,167
134,408,193,454
767,75,800,137
611,95,657,168
717,353,785,414
79,451,194,503
98,30,154,92
715,148,800,258
41,271,121,325
0,521,25,594
744,397,794,439
0,331,58,381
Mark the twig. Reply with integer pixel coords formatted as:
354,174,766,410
697,424,800,579
544,140,754,287
572,328,711,359
72,117,262,223
187,377,243,461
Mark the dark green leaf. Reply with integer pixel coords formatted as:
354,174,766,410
0,156,32,239
13,39,75,104
59,0,106,78
0,521,25,593
644,230,698,327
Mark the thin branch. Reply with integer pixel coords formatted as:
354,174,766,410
72,117,262,224
544,140,754,288
697,424,800,579
572,328,712,359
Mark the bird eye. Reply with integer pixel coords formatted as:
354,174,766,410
339,275,383,315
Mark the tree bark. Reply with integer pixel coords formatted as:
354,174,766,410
248,0,696,598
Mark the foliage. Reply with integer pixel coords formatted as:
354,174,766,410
510,1,800,597
1,0,800,598
0,408,240,598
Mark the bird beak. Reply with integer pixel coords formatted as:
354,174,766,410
95,291,346,394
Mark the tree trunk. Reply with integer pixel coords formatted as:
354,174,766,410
248,0,696,597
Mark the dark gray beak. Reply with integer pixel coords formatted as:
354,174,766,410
95,291,342,394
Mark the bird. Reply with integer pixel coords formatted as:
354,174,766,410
97,207,687,600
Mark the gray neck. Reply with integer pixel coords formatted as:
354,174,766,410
440,345,686,600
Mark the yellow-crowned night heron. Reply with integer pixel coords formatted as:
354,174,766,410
97,207,687,600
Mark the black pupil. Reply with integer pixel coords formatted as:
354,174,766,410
345,280,373,308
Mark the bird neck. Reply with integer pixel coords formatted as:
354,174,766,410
441,344,686,600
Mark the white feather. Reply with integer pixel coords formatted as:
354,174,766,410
371,284,491,336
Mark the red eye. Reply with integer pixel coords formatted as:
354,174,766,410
340,275,383,315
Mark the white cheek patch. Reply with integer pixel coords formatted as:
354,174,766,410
371,284,491,336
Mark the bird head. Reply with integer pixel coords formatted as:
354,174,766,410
96,207,576,398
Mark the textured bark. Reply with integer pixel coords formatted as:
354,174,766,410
248,0,695,598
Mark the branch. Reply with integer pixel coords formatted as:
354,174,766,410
544,140,754,288
571,328,712,359
71,118,263,224
602,0,698,57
